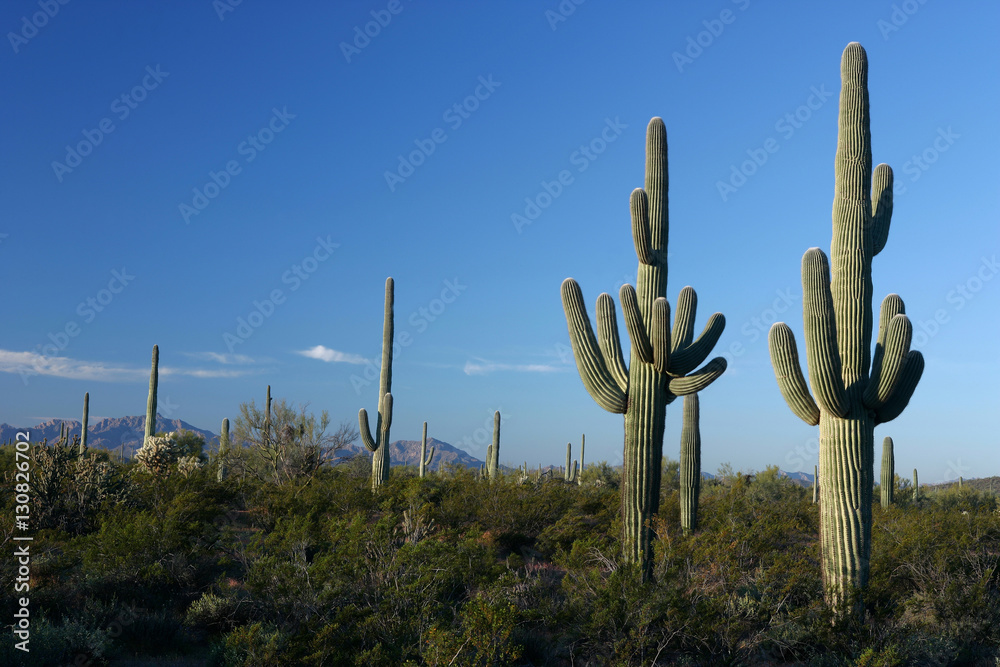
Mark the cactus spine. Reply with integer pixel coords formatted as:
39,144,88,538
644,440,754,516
144,345,158,445
767,44,924,610
561,118,727,577
679,393,701,534
880,437,894,508
80,392,89,455
359,278,394,490
486,411,500,479
912,468,918,501
419,421,435,478
218,418,229,482
813,464,819,504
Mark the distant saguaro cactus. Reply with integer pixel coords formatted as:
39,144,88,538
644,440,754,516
485,411,500,479
80,392,89,456
767,44,923,610
359,278,394,490
145,345,159,445
913,468,919,501
880,437,894,508
564,442,578,483
419,421,435,478
561,118,727,578
679,393,701,534
218,418,229,482
578,434,585,485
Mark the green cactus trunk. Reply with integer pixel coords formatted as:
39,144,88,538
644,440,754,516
80,392,89,456
419,421,434,478
912,468,918,501
218,418,229,482
768,44,923,613
880,436,894,508
487,411,500,479
679,393,701,534
562,118,727,578
578,434,585,484
359,278,394,490
144,345,158,445
813,464,819,504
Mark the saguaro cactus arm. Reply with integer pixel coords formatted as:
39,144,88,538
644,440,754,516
768,323,821,425
359,393,392,451
801,249,848,417
562,279,627,413
359,278,395,489
874,351,924,424
145,345,159,443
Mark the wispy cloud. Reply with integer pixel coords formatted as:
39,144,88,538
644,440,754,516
297,345,368,365
182,351,260,365
463,359,563,375
0,349,252,382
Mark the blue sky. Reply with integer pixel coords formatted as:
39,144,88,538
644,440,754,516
2,1,997,482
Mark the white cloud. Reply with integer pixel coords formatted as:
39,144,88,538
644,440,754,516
463,359,562,375
0,349,251,382
297,345,368,364
182,351,259,365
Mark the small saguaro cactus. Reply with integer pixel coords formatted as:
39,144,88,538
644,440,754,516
561,118,728,578
767,43,923,610
564,442,579,483
813,464,819,504
913,468,919,501
486,411,501,479
880,437,894,508
679,393,701,534
419,421,435,478
145,345,159,445
958,476,963,489
218,417,229,482
359,278,395,490
578,434,585,485
80,392,89,455
264,385,272,449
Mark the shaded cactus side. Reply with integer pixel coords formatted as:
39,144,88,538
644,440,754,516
359,278,394,490
145,345,158,445
419,421,435,478
880,436,894,508
679,393,701,534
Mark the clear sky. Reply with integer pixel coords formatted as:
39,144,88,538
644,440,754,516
2,1,997,482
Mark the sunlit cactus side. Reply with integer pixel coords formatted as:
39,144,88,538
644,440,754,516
880,437,894,508
359,278,394,491
767,43,924,610
813,464,819,504
144,345,158,445
561,118,727,578
913,468,919,501
679,393,701,534
80,392,89,456
218,418,229,482
419,421,435,478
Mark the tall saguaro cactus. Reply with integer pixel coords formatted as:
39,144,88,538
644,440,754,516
880,436,894,508
359,278,394,490
912,468,919,501
218,418,230,482
486,411,500,479
767,43,923,610
578,434,585,485
80,392,89,455
561,118,727,577
144,345,158,445
679,393,701,534
419,421,435,478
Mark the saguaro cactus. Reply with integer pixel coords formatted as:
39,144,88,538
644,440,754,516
80,392,89,455
144,345,158,445
679,393,701,534
218,417,229,482
767,43,923,609
578,434,585,485
813,464,819,504
561,118,727,577
486,411,500,479
912,468,919,501
265,385,272,448
564,442,579,483
419,421,435,478
880,437,894,508
359,278,394,490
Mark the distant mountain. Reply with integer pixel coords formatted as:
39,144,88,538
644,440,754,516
333,437,484,471
0,415,217,456
780,470,815,487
